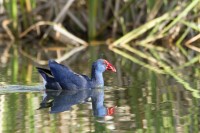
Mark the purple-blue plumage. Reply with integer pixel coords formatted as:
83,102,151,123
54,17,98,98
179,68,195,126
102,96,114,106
38,88,115,116
36,67,62,90
37,59,116,90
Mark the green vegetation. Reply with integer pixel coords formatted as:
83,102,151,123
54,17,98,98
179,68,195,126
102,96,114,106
1,0,199,63
1,0,198,41
1,0,200,96
1,1,200,132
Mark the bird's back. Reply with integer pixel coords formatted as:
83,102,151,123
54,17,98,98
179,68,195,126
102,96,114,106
48,60,91,90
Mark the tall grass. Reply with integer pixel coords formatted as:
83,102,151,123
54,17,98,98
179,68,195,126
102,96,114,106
88,0,98,40
4,0,18,37
109,0,200,71
3,0,36,39
1,0,200,73
107,0,200,98
2,0,199,44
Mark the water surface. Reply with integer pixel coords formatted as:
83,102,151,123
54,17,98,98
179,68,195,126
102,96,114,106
0,46,199,133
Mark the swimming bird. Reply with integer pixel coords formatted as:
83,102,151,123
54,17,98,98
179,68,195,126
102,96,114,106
37,59,116,90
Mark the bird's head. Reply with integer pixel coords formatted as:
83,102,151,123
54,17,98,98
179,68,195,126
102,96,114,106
93,59,116,73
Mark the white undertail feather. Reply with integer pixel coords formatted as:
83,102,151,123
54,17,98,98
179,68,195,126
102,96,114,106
41,77,47,88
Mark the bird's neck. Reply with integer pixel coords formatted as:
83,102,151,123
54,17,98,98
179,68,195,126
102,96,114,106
91,69,104,87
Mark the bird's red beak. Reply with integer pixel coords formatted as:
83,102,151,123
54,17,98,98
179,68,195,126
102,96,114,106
107,107,115,116
104,60,116,72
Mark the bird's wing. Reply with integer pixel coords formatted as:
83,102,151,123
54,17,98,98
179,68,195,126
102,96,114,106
81,74,91,81
49,60,90,89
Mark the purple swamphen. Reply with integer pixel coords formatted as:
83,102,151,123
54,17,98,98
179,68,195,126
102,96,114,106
37,59,116,90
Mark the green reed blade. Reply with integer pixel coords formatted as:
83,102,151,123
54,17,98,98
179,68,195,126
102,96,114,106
7,0,18,37
147,0,163,20
179,20,200,32
121,44,158,64
111,13,169,46
12,46,19,83
119,17,127,35
88,0,98,40
30,0,36,9
162,0,200,33
96,0,135,37
111,46,200,98
11,0,18,31
146,0,155,12
19,0,28,28
177,55,200,69
111,48,165,74
175,28,189,56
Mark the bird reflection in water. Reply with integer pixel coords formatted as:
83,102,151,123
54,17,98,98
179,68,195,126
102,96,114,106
38,88,115,117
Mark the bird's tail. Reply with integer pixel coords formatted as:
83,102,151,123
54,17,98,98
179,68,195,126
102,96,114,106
36,67,53,84
36,67,62,90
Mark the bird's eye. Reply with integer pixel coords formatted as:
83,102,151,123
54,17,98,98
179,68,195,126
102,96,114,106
103,61,107,66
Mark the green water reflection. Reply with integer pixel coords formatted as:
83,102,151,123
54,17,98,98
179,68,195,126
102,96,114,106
0,71,199,133
0,46,200,133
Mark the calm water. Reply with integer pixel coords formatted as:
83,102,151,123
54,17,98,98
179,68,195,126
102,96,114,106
0,46,200,133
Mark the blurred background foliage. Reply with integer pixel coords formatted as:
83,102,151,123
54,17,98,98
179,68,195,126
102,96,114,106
0,0,200,93
1,0,199,43
0,1,200,132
